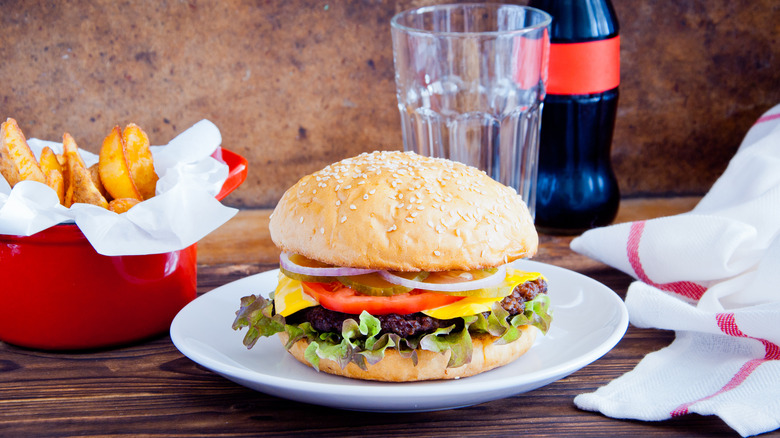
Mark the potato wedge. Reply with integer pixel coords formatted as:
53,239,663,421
56,152,69,193
45,169,65,205
123,123,158,200
40,146,63,175
61,133,77,206
99,126,142,201
62,132,85,167
88,163,110,200
108,197,141,214
0,118,46,186
40,147,65,204
63,133,109,209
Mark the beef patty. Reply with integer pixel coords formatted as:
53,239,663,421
287,277,547,338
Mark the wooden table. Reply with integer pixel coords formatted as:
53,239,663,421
0,197,763,436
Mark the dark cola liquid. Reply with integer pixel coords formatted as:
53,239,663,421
529,0,620,234
535,89,620,233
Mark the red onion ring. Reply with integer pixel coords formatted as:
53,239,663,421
280,252,378,277
379,265,507,293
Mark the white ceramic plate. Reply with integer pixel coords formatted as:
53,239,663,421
171,260,628,412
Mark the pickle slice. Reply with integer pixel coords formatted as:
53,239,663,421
287,253,333,268
279,266,336,284
422,267,499,285
337,272,429,296
424,269,541,298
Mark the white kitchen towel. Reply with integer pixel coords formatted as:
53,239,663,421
570,104,780,437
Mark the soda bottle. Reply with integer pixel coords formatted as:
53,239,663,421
528,0,621,234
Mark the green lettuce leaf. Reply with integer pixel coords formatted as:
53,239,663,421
419,324,473,367
232,292,553,370
231,294,285,348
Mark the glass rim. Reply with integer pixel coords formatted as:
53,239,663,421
390,3,552,38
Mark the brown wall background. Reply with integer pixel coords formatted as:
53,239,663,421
2,0,778,208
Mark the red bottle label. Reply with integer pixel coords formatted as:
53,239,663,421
547,36,620,95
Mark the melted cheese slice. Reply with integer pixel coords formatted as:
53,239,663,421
422,295,505,319
273,273,318,317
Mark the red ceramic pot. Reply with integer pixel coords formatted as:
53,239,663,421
0,147,247,350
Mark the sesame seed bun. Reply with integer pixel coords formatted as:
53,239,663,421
278,327,537,382
269,151,538,271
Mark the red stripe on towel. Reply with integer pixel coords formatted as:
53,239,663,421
755,113,780,125
670,313,780,417
670,359,764,417
626,221,707,301
717,313,780,360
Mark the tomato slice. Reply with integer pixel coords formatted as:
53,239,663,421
301,282,464,315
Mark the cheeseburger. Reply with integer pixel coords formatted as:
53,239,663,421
233,151,551,381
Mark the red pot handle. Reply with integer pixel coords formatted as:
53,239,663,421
211,147,248,201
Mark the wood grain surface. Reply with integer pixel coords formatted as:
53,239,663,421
2,1,778,208
0,197,767,437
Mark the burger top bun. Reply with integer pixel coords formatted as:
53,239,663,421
269,151,537,272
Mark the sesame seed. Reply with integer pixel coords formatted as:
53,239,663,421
320,227,325,234
336,200,341,206
405,217,414,223
433,250,441,256
387,224,397,232
369,189,376,195
340,216,347,223
299,217,304,223
349,204,356,210
363,194,369,200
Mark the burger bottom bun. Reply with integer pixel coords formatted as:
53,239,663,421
278,326,537,382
